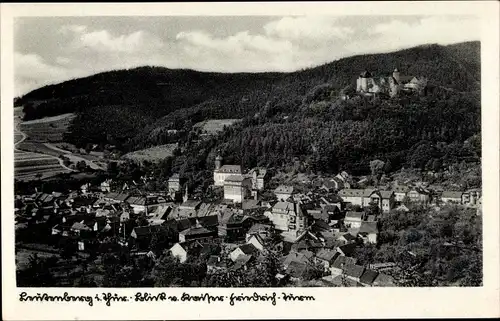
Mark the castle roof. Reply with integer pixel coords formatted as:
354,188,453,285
359,70,372,78
216,165,242,174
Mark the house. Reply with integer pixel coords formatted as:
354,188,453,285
167,174,181,192
223,175,252,203
359,269,379,287
268,201,309,237
248,168,267,191
314,249,340,272
330,255,357,276
393,185,409,202
274,185,295,201
441,191,463,204
230,254,254,271
70,221,92,235
179,199,202,211
336,243,357,257
461,189,481,206
407,188,430,203
229,243,260,262
100,179,112,193
103,192,130,204
337,232,357,244
169,240,205,263
356,68,426,97
213,155,242,186
362,189,380,207
245,223,272,242
338,189,364,206
282,250,314,270
358,221,378,244
206,255,227,273
179,222,217,243
130,224,176,250
379,190,395,213
344,211,364,228
247,233,266,251
217,208,246,241
344,264,365,282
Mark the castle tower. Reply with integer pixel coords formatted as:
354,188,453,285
392,68,400,83
215,154,223,170
358,70,372,92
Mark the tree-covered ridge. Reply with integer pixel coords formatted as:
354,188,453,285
16,41,480,153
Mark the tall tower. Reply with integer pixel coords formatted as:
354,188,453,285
392,68,400,83
183,185,189,203
215,154,223,170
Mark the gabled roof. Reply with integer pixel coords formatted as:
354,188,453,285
337,243,357,256
380,190,394,199
331,255,357,269
224,175,246,183
339,189,364,197
71,222,92,231
359,221,379,235
363,188,378,197
359,70,372,78
360,269,379,285
344,264,365,279
132,225,165,238
168,173,180,181
315,249,339,262
238,243,260,256
273,201,295,212
180,199,202,209
179,226,212,236
274,185,294,194
345,211,364,221
247,223,272,235
441,191,463,198
393,185,409,193
217,165,242,174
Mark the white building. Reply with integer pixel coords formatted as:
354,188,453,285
223,175,252,203
274,185,295,202
213,155,242,186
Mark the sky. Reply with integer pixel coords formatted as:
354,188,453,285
14,15,480,96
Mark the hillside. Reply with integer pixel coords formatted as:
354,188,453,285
16,41,481,178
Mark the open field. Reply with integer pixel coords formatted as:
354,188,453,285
193,119,241,136
122,143,178,163
20,113,75,143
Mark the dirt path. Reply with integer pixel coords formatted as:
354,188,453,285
43,143,105,170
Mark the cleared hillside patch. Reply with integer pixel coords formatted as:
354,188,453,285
122,143,178,163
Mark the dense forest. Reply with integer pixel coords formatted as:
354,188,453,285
17,41,481,177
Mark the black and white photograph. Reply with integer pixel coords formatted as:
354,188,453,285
2,2,499,320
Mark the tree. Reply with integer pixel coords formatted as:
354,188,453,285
370,159,385,176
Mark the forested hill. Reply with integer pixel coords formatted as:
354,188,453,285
16,41,480,170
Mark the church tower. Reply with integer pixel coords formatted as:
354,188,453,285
392,68,400,83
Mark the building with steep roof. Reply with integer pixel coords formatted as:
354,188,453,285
356,68,427,97
223,174,252,203
213,154,242,186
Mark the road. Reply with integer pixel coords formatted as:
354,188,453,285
14,115,75,173
15,114,105,171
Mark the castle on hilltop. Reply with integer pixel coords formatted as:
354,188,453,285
356,68,428,97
